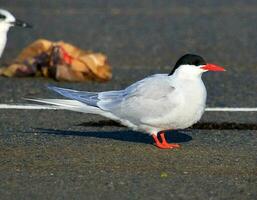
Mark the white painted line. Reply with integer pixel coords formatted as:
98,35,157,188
0,104,257,112
205,107,257,112
0,104,61,110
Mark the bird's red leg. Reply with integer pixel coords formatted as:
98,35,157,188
152,134,171,149
160,132,180,148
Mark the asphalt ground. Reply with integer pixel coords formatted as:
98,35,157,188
0,1,256,199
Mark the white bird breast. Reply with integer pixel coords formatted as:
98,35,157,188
135,77,207,132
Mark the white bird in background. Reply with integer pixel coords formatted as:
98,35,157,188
29,54,225,149
0,9,32,58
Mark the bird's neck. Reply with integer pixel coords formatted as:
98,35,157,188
0,27,8,58
173,70,203,81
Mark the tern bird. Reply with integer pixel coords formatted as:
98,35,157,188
29,54,225,149
0,9,32,58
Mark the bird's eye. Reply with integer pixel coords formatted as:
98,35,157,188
0,14,6,19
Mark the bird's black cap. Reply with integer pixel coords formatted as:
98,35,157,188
169,54,206,75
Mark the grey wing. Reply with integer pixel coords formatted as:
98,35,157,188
48,74,176,123
48,86,100,107
48,85,126,108
98,74,177,124
47,76,166,110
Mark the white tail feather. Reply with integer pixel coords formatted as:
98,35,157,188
25,98,120,122
25,98,101,114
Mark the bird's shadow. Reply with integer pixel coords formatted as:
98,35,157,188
77,120,257,130
30,119,257,145
35,127,192,145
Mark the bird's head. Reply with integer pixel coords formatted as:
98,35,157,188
0,9,32,31
169,54,225,78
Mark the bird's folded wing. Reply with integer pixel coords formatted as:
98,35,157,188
48,85,100,107
47,74,178,125
98,74,178,124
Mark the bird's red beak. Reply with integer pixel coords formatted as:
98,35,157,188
200,63,226,71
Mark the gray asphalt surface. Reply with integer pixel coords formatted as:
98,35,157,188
0,1,256,199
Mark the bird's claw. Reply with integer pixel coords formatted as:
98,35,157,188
155,142,180,149
152,132,180,149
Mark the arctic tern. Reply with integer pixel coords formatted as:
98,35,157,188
29,54,225,149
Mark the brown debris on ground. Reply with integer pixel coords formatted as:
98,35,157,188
0,39,112,82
